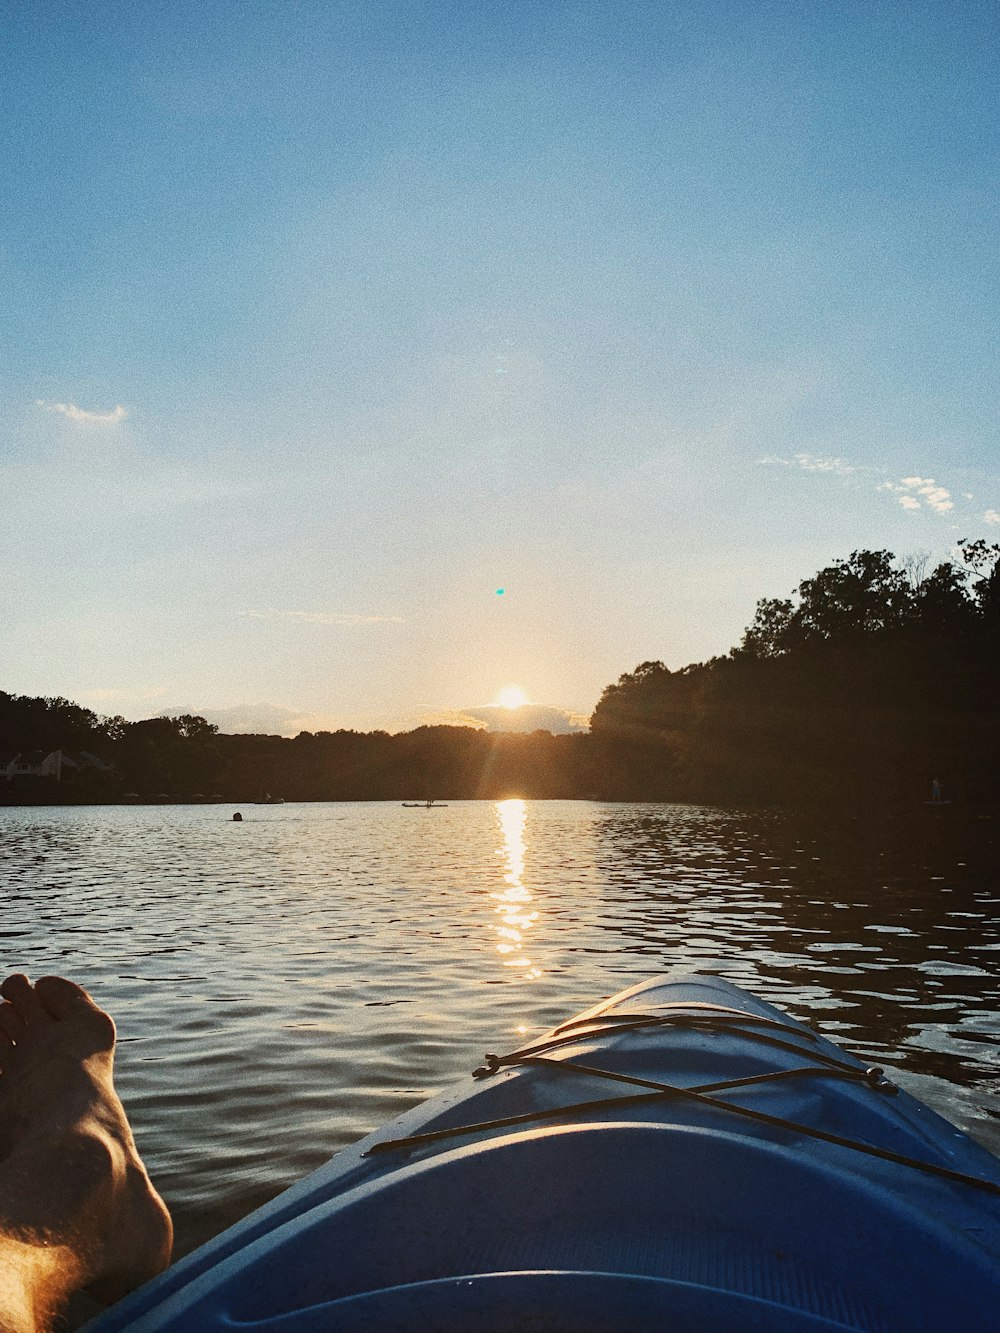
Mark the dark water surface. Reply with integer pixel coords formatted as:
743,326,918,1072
0,799,996,1259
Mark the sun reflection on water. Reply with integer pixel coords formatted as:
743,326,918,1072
493,798,541,979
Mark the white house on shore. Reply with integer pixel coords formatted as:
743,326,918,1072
0,750,114,781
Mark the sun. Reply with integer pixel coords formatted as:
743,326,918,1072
494,685,530,710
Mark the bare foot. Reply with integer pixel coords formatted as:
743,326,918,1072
0,974,172,1310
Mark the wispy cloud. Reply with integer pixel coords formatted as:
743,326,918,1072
241,609,404,626
878,476,954,514
36,399,127,425
984,509,1000,526
793,453,857,475
757,453,862,475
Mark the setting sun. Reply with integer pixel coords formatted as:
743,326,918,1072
494,685,530,710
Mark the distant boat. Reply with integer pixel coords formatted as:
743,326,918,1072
402,800,448,808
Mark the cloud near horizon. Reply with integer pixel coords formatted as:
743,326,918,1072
36,400,127,425
157,703,317,735
154,700,590,738
460,703,589,734
240,609,404,626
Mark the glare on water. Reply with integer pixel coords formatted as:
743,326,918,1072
494,798,541,978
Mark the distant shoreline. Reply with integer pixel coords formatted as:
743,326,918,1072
2,793,994,818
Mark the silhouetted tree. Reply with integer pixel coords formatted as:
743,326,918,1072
593,547,1000,804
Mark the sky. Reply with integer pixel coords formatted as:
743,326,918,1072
2,1,997,735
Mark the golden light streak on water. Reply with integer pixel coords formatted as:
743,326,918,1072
493,798,542,978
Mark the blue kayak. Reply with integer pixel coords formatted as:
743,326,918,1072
92,975,1000,1331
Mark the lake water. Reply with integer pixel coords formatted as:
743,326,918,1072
0,799,997,1262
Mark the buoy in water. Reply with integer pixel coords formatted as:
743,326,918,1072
232,812,243,822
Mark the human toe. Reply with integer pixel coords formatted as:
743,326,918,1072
35,976,115,1048
0,973,44,1025
35,976,101,1019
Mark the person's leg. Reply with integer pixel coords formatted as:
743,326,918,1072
0,974,172,1333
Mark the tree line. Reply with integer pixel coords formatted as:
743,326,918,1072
590,541,1000,804
0,702,596,803
2,543,997,807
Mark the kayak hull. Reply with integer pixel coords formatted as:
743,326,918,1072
90,975,1000,1331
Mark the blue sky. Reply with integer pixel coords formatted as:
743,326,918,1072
2,1,997,733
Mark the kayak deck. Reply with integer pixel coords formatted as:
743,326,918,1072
91,975,1000,1332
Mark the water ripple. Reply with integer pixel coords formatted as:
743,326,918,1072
0,799,996,1259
